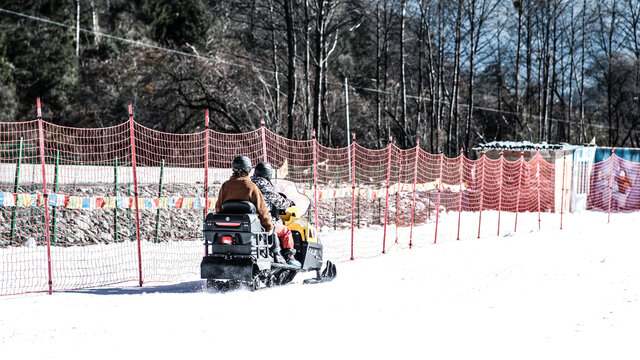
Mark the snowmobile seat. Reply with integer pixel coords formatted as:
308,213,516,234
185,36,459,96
220,200,256,214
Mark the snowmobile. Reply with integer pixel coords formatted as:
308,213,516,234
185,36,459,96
200,179,336,291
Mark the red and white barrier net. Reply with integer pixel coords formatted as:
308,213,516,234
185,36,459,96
0,120,47,295
587,154,640,213
5,108,635,295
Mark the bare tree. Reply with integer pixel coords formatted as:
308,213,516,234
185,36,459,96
311,0,342,144
400,0,408,147
268,0,281,126
375,1,383,148
621,0,640,146
464,0,498,152
304,0,312,139
513,0,524,140
283,0,297,139
595,0,621,145
444,0,463,154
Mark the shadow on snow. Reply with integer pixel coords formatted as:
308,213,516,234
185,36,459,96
61,280,208,295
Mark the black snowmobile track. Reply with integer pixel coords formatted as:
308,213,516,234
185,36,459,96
270,262,302,270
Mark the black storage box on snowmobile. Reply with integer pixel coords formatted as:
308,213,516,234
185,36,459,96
203,201,264,246
201,201,272,282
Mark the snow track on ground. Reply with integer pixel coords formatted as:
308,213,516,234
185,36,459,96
1,211,639,360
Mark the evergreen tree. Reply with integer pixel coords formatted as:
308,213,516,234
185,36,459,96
0,33,17,122
2,0,77,118
141,0,210,48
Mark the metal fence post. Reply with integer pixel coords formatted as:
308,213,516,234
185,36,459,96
36,98,53,295
457,148,464,240
312,129,318,235
434,153,444,244
128,105,143,287
497,151,504,236
409,139,419,248
350,134,356,260
382,138,392,254
10,137,23,245
514,152,524,233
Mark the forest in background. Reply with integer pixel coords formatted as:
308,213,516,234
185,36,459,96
1,0,640,155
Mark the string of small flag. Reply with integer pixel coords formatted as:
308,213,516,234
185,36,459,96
0,180,468,209
0,192,215,210
303,180,468,200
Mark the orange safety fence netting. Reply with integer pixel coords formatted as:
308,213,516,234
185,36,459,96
5,113,622,296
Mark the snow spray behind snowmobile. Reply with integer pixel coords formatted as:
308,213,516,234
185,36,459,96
200,179,336,291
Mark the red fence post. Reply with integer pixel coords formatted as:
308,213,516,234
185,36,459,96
37,98,53,295
560,151,566,230
350,133,356,260
260,118,268,162
434,153,444,244
312,129,318,235
394,174,399,244
536,149,541,230
382,138,392,254
607,149,614,224
457,148,463,240
204,110,210,256
497,150,503,236
409,139,419,248
477,154,485,239
204,110,210,216
514,152,524,233
128,105,143,287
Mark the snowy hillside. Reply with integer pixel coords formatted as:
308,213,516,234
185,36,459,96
1,210,639,360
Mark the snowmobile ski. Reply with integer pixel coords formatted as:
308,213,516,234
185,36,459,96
303,261,337,284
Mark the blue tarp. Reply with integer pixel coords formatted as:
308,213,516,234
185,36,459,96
585,148,640,212
573,147,639,212
594,147,640,163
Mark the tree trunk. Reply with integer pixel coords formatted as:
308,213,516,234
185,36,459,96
608,2,617,146
312,0,325,143
268,0,281,126
283,0,297,139
400,0,408,147
383,0,390,139
90,0,100,45
376,2,382,148
497,24,503,138
321,37,330,145
526,0,533,140
447,1,462,155
549,3,558,142
465,0,476,153
76,0,80,57
514,0,523,140
542,0,551,143
568,1,576,144
580,0,587,143
425,4,436,153
304,0,311,139
417,0,428,148
436,1,445,153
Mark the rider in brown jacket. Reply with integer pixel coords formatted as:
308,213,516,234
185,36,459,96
215,156,273,232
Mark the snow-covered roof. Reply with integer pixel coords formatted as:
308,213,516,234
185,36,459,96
473,141,588,151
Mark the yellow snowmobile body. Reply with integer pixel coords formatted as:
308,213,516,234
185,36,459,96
280,206,317,243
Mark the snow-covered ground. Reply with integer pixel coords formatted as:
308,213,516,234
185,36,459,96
1,210,639,360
